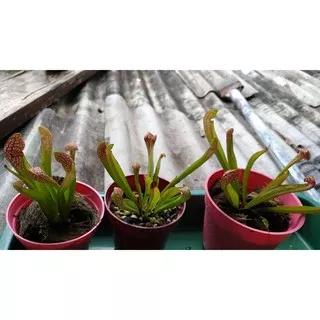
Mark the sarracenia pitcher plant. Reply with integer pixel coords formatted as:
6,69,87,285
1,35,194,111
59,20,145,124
4,127,78,224
204,108,320,215
98,132,217,220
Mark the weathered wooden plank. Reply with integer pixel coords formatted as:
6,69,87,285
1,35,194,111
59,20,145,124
0,70,97,139
0,70,26,82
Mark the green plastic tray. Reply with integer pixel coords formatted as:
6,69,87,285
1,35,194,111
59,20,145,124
0,191,319,250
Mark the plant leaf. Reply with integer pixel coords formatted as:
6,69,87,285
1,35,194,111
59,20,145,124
220,169,242,209
260,216,269,230
132,162,143,208
157,187,181,208
107,145,137,202
257,206,320,214
226,129,237,169
28,167,59,203
155,186,190,214
13,180,59,223
153,153,166,184
162,138,217,194
111,187,125,210
203,109,229,170
145,186,161,215
260,170,290,194
38,126,53,176
245,176,316,209
123,199,140,214
226,128,239,193
13,181,40,201
277,149,311,177
64,142,78,161
54,152,76,222
242,148,268,206
4,133,34,187
226,184,239,209
97,141,121,189
28,167,59,188
98,142,136,203
144,132,157,177
4,165,23,180
142,175,152,208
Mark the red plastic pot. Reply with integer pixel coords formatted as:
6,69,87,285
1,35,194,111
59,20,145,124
6,181,105,250
105,175,186,250
203,169,306,250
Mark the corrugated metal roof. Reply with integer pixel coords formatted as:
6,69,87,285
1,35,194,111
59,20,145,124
1,70,320,236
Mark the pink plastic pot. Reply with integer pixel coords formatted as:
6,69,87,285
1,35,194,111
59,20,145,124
6,181,105,250
105,175,186,250
203,169,306,250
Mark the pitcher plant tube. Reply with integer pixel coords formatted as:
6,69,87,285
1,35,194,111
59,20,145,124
98,132,217,225
204,109,320,227
4,127,78,224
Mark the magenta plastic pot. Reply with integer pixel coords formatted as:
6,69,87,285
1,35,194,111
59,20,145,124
203,169,306,250
105,175,186,250
6,181,105,250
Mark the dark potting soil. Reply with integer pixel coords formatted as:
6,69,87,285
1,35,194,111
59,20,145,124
210,180,290,232
111,204,180,228
17,177,99,243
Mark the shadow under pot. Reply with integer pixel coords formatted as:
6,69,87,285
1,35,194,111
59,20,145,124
6,181,105,250
105,175,186,250
203,169,306,250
